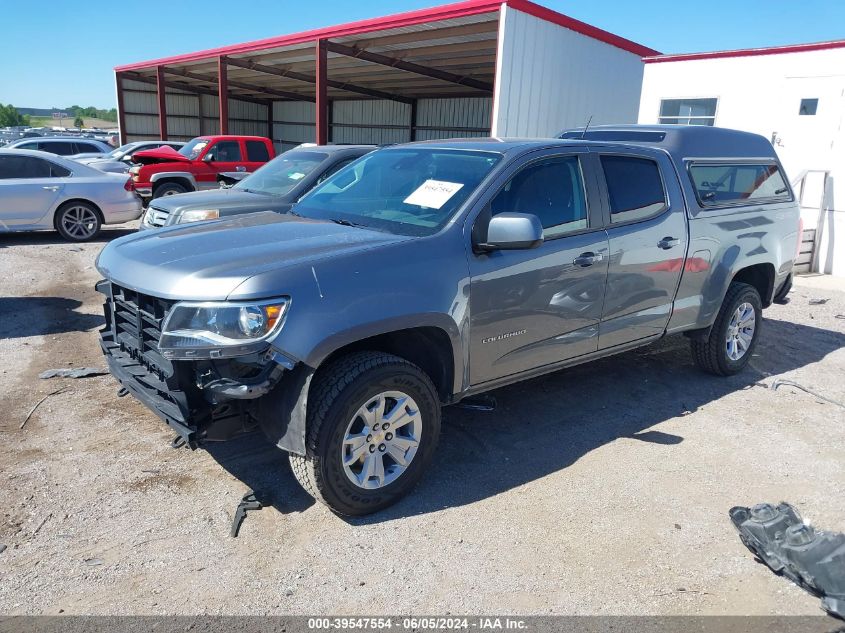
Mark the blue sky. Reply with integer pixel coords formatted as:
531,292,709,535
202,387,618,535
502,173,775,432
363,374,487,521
1,0,843,109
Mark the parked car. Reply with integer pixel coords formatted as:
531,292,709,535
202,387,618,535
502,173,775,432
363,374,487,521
0,149,143,241
95,126,799,515
127,135,276,203
139,144,375,229
72,141,186,173
5,137,112,157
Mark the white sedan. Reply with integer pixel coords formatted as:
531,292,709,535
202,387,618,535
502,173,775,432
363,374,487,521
0,149,144,242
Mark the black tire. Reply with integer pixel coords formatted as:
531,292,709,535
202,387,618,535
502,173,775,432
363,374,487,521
289,351,441,516
153,182,188,198
55,201,102,242
691,282,762,376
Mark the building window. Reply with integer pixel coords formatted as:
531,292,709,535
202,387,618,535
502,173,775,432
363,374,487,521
799,98,818,116
659,98,717,126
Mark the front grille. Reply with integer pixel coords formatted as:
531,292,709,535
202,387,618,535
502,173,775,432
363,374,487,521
144,205,170,227
99,281,194,424
110,283,174,375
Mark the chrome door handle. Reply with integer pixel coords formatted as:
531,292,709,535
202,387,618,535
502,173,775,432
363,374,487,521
658,237,680,249
42,186,60,191
573,252,603,267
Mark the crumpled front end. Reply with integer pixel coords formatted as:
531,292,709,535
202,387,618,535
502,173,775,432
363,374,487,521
96,279,296,449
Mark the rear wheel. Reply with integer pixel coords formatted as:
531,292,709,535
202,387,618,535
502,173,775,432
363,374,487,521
153,182,188,198
691,282,762,376
289,351,441,516
55,201,101,241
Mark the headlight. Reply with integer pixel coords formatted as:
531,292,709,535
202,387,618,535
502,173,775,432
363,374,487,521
159,298,289,359
178,209,220,224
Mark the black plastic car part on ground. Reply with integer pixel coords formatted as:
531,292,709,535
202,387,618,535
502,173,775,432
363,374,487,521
730,503,845,620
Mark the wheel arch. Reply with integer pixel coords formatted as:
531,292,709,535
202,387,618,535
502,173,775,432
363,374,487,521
731,262,776,308
52,198,104,229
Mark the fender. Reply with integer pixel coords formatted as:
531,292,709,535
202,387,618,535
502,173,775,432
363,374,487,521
150,172,198,189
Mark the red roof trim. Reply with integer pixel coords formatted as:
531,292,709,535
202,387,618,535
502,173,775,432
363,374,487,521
114,0,657,72
645,38,845,63
507,0,660,57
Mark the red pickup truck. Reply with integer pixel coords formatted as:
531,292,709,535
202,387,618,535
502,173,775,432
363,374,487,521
128,135,276,202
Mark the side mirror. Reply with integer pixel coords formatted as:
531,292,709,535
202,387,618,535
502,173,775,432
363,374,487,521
202,154,215,163
475,212,544,252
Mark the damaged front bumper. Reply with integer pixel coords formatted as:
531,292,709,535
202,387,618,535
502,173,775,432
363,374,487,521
96,280,310,453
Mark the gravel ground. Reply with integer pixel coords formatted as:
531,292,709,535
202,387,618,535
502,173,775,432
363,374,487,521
0,226,843,617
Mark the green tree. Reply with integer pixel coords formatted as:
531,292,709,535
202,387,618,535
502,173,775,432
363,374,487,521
73,115,85,128
0,104,30,127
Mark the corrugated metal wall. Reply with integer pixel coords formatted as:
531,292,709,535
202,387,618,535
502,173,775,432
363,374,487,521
123,76,492,148
273,98,491,152
121,77,267,142
492,6,645,136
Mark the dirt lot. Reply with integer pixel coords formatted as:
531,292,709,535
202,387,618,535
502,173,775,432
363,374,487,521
0,227,843,617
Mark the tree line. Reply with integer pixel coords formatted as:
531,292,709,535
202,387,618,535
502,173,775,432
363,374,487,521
0,103,118,127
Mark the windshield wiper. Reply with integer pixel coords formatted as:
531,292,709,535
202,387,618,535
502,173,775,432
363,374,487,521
328,218,361,227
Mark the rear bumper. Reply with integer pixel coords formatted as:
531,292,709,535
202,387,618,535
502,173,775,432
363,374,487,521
102,198,144,224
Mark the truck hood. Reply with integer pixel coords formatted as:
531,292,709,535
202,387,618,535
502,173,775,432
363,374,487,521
132,145,191,165
149,188,289,214
96,211,412,301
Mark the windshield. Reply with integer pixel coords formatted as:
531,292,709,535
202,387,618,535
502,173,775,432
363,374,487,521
234,150,328,196
179,138,210,160
294,148,502,236
108,143,135,159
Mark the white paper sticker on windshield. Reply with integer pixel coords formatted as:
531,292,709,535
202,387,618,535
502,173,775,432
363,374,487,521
289,172,306,180
403,180,464,209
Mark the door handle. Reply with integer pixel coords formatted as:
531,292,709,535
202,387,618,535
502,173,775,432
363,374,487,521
573,252,603,267
42,186,60,191
658,236,680,249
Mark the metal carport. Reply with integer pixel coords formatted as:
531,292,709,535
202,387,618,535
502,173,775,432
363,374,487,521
114,0,657,150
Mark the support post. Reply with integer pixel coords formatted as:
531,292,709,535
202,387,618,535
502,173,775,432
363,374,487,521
315,39,328,145
115,72,127,145
155,66,168,140
198,94,205,136
218,56,229,135
409,99,418,142
267,101,274,143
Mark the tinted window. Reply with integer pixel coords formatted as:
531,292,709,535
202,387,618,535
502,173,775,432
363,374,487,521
601,155,667,222
690,163,791,205
0,155,52,178
799,99,818,116
15,142,39,151
296,148,502,237
207,141,242,162
39,141,74,155
74,142,101,154
51,162,71,177
246,140,270,162
491,156,587,238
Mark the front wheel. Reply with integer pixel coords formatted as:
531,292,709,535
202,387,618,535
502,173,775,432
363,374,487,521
289,351,441,516
691,282,762,376
153,182,188,198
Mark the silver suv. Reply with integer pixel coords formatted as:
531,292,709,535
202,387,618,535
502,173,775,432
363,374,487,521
95,126,800,515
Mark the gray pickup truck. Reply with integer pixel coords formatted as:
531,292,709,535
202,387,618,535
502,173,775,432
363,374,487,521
95,126,799,515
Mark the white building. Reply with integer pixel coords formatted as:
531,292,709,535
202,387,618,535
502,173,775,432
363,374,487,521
639,41,845,276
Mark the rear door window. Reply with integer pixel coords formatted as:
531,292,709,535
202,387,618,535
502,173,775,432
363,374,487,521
39,141,74,155
689,163,791,205
245,140,270,162
0,155,52,178
74,142,101,154
600,155,667,222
